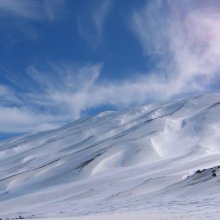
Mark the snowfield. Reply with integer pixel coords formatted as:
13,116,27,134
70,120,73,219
1,94,220,219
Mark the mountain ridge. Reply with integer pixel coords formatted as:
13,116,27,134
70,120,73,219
1,93,220,218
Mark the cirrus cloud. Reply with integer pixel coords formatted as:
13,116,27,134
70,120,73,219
1,0,220,135
131,0,220,98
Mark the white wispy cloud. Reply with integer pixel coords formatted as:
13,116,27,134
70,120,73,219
0,0,65,21
26,63,102,119
0,62,160,133
78,0,113,46
131,0,220,98
92,0,112,39
0,63,103,133
0,0,66,41
0,0,40,20
1,0,220,134
43,0,65,21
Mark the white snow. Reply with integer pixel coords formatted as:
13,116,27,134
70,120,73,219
1,94,220,219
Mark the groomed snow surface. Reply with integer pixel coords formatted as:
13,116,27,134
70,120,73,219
1,94,220,219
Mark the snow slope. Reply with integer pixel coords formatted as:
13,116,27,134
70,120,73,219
1,94,220,218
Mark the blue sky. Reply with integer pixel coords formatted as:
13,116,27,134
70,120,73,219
0,0,220,139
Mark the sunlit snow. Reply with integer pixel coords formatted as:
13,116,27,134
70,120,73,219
1,94,220,218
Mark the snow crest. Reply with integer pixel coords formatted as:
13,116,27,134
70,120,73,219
1,94,220,217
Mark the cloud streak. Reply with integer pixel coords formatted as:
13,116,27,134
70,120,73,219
0,0,65,21
1,0,220,135
131,0,220,98
0,0,66,41
78,0,113,46
0,63,103,133
0,62,168,134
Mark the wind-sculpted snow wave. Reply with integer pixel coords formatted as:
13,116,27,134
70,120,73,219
1,94,220,218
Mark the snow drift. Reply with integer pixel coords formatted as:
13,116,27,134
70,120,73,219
1,94,220,217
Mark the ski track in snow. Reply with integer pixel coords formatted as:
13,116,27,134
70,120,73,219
1,94,220,218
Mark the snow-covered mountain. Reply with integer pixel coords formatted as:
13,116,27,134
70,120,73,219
1,94,220,218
